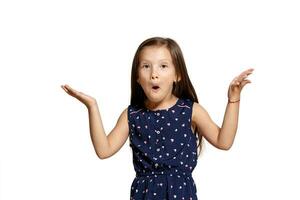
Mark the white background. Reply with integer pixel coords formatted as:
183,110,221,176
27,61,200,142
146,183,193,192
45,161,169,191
1,0,299,199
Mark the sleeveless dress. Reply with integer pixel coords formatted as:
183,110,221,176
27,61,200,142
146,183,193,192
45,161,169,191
127,97,198,200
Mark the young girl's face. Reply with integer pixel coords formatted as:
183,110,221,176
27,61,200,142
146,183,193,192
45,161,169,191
137,45,180,104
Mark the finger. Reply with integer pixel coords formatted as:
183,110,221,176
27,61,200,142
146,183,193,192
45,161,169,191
61,85,68,92
231,68,254,86
240,79,251,89
230,78,237,85
61,85,72,94
62,85,71,93
65,85,76,93
238,74,248,82
64,85,80,96
239,68,254,78
237,72,252,83
231,77,240,85
244,68,254,73
231,79,240,86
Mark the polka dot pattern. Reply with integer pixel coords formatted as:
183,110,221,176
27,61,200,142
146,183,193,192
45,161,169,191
128,98,198,199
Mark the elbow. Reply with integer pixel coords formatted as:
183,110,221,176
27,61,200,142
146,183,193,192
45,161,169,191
96,151,111,160
218,143,232,151
98,154,107,160
221,146,231,151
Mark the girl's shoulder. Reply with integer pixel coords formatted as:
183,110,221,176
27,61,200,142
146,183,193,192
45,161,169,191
127,103,143,121
179,97,194,108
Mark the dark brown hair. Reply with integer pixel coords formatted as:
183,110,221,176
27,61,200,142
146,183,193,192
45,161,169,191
130,36,204,157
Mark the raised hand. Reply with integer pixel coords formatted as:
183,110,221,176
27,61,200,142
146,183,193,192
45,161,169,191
227,68,254,101
61,84,97,108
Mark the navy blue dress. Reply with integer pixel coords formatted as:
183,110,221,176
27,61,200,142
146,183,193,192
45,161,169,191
127,97,198,199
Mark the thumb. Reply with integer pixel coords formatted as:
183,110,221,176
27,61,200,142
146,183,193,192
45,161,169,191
240,80,251,89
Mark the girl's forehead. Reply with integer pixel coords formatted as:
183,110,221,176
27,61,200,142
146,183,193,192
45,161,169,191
139,46,172,62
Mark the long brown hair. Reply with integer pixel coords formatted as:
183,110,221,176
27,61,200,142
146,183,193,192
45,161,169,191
130,36,204,157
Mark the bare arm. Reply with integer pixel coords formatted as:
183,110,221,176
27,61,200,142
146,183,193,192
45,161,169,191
192,102,223,150
88,102,129,159
61,84,129,159
192,68,254,150
217,101,240,149
192,101,239,150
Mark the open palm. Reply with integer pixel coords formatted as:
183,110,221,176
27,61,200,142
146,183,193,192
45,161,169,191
61,84,97,108
228,68,254,101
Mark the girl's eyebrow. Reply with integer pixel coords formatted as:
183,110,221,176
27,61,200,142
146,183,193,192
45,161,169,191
160,59,171,62
140,59,171,62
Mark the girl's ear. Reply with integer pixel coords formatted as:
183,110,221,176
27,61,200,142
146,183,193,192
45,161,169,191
176,74,181,82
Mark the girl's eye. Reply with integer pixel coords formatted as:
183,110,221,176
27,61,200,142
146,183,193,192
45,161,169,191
142,64,150,68
161,65,168,68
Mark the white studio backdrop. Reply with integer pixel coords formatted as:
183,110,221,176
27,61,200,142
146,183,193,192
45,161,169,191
0,0,299,199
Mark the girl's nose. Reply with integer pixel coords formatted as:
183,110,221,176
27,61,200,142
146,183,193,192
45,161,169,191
151,69,159,79
151,73,158,79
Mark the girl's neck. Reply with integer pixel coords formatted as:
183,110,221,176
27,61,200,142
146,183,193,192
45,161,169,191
145,95,179,111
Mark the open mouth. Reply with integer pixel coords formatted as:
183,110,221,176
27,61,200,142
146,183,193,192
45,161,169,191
152,86,160,91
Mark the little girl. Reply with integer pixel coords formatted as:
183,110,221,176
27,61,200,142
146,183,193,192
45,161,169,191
61,37,254,199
